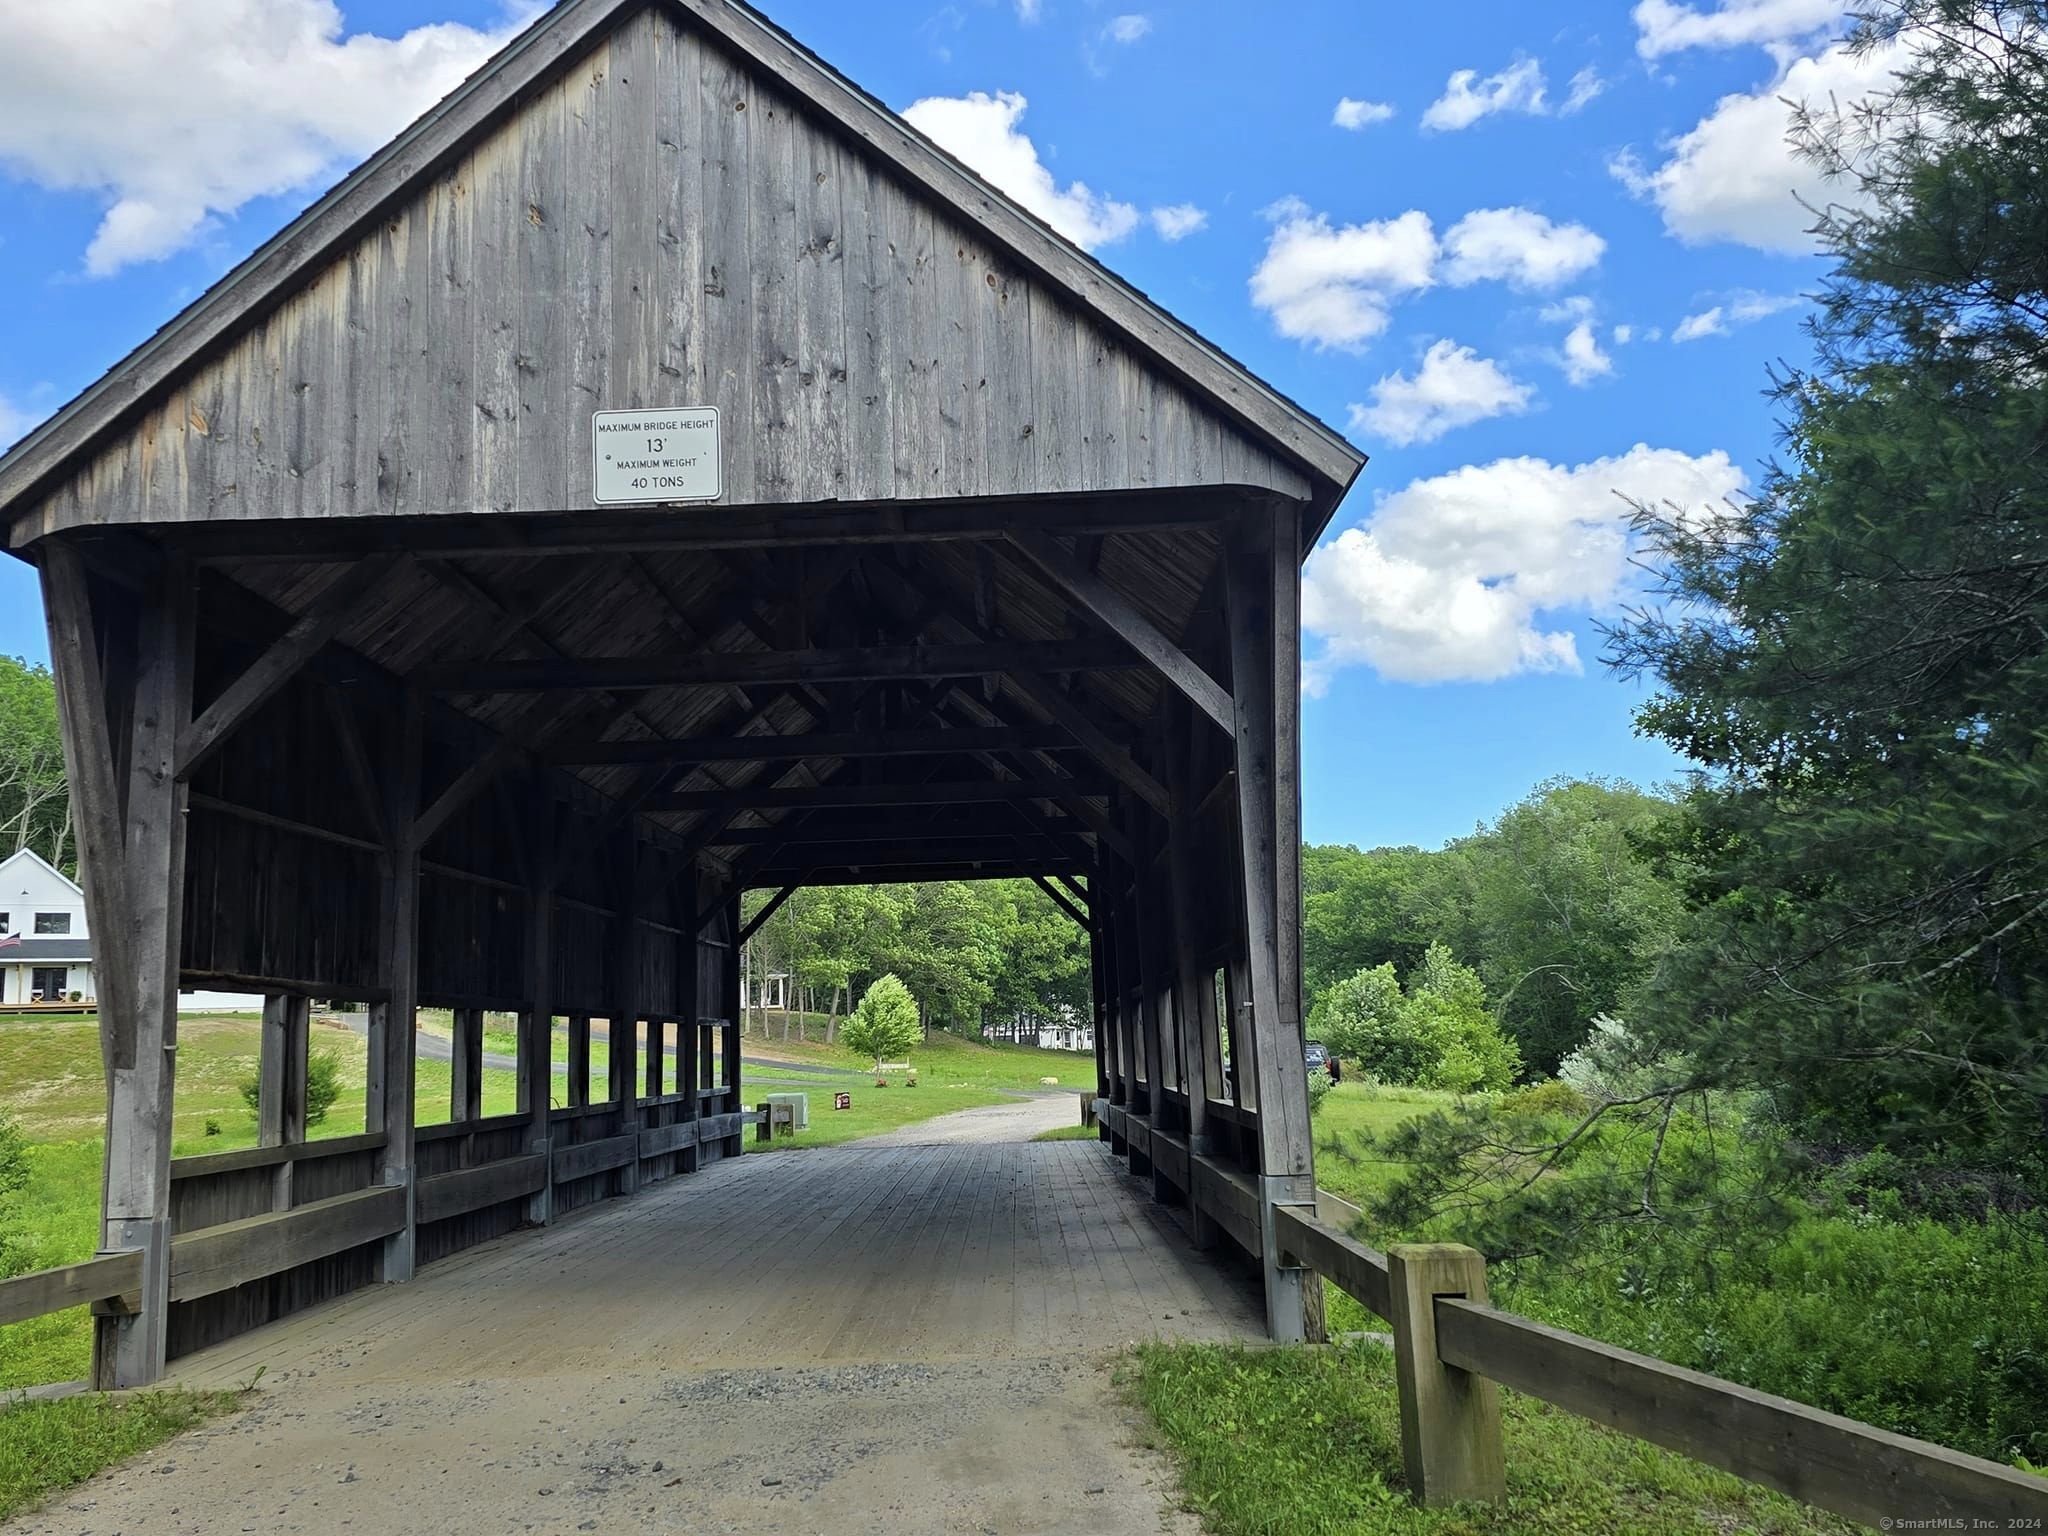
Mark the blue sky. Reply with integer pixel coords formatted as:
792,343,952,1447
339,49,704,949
0,0,1873,849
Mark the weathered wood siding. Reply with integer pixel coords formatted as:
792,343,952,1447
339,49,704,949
20,7,1311,542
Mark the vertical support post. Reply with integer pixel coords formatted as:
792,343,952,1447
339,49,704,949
1164,701,1220,1247
720,894,744,1158
646,1017,665,1099
1131,852,1174,1202
677,876,701,1173
368,690,423,1284
1096,881,1125,1111
1087,885,1110,1109
1224,509,1316,1343
608,828,641,1195
522,778,556,1225
43,544,191,1387
1387,1244,1506,1507
567,1014,591,1107
451,1007,483,1123
258,993,309,1208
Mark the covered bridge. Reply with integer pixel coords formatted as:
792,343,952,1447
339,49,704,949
0,0,1363,1389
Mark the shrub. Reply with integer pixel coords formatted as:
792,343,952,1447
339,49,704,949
1501,1078,1588,1119
1304,1066,1332,1118
1504,1207,2048,1465
1557,1014,1692,1104
1314,946,1521,1093
237,1044,344,1129
1307,964,1417,1080
842,974,921,1066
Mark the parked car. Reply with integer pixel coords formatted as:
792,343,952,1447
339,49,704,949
1304,1041,1329,1072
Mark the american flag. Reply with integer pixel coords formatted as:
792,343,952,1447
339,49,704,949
0,933,21,951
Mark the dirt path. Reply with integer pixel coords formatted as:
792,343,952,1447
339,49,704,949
851,1089,1084,1146
10,1143,1247,1536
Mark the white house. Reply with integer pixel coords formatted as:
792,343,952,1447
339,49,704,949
0,847,259,1012
0,847,93,1006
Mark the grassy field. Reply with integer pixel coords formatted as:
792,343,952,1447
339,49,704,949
742,1029,1090,1152
0,1388,243,1521
1124,1338,1850,1536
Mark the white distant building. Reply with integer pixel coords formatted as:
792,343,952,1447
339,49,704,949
0,847,93,1006
0,847,259,1012
982,1007,1094,1053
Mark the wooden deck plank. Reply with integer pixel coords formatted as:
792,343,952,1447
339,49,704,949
163,1141,1260,1391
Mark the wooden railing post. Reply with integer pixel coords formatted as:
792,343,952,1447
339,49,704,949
1387,1243,1506,1508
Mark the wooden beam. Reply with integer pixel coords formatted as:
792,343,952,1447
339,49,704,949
38,545,135,1069
544,724,1097,766
649,778,1098,814
1224,515,1314,1344
753,860,1078,888
413,691,589,847
523,779,558,1221
863,555,1173,820
1004,673,1171,819
1002,530,1233,732
175,553,405,780
367,691,424,1284
0,1251,144,1329
737,884,800,945
708,816,1087,848
1031,874,1090,929
164,496,1230,565
413,637,1138,695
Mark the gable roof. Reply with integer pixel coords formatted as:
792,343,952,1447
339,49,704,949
0,847,83,900
0,0,1362,539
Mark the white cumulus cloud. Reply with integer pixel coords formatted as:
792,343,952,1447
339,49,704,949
1422,57,1548,131
1673,289,1801,340
1302,446,1747,686
1611,37,1902,252
1633,0,1846,59
1348,340,1533,448
1443,207,1606,290
1251,202,1604,348
1563,65,1606,113
1104,13,1152,43
0,0,526,275
904,90,1139,251
1560,321,1615,385
1333,97,1396,129
1249,199,1438,351
0,395,45,453
1150,203,1207,241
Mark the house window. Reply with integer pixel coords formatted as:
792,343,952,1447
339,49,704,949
31,968,67,1001
33,912,70,936
0,912,9,932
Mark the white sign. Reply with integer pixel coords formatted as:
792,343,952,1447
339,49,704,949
591,407,721,504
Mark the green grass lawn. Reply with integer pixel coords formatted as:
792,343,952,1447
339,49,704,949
0,1010,517,1389
740,1029,1091,1154
1126,1338,1852,1536
0,1388,242,1521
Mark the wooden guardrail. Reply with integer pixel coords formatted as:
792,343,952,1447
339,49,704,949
1272,1202,2048,1526
0,1251,143,1328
